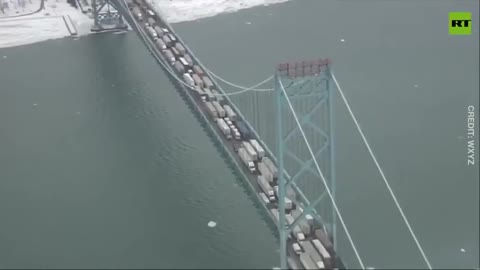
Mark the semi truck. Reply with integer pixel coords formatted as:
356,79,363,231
132,6,142,20
257,161,273,183
146,9,155,16
312,238,333,269
233,130,241,140
175,43,186,55
223,104,237,121
314,229,334,255
217,118,232,139
257,175,275,201
211,89,224,105
205,102,218,119
171,47,182,58
299,253,317,270
164,49,175,63
153,26,164,37
168,33,177,42
300,241,325,269
145,26,157,39
155,38,166,50
249,139,265,159
203,88,214,101
238,147,255,173
147,17,155,26
236,121,251,140
192,74,203,88
174,61,185,73
183,73,194,87
274,185,296,201
261,157,278,179
162,35,172,47
193,65,205,76
242,141,257,161
202,76,214,89
292,225,306,241
212,101,225,117
183,54,193,66
179,57,190,67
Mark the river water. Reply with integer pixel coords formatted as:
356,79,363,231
0,0,478,269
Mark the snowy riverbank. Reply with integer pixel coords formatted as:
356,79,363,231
0,0,291,49
147,0,291,23
0,0,93,48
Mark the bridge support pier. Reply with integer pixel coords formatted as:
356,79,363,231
275,59,337,268
91,0,128,32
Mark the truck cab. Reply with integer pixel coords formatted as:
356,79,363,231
292,243,302,255
247,161,255,173
233,131,241,140
233,143,241,152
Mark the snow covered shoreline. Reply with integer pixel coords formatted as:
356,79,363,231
0,0,93,48
0,0,291,49
148,0,290,24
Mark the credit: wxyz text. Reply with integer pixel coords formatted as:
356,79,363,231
467,106,475,165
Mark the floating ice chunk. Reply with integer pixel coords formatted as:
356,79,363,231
461,248,466,253
2,56,6,59
340,38,345,42
76,112,81,115
245,21,252,25
207,221,217,227
33,103,38,106
414,84,419,88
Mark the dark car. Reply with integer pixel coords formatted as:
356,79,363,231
233,143,241,152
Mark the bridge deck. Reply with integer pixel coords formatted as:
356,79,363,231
116,1,342,269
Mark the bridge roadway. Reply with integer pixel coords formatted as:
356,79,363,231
112,1,341,269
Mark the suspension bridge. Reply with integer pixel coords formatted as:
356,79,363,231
87,1,433,269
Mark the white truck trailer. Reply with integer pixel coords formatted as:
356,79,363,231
242,141,257,161
257,175,275,201
257,161,274,183
261,157,278,179
183,73,194,87
217,118,232,139
145,26,157,39
205,102,218,119
212,101,225,117
238,147,255,173
164,49,175,63
249,139,265,159
202,76,214,89
223,104,237,121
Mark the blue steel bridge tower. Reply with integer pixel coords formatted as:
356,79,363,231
275,59,336,269
91,0,128,31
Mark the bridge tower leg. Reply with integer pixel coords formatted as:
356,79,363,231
275,59,337,269
91,0,128,32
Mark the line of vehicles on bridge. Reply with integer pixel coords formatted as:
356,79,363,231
129,2,337,269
